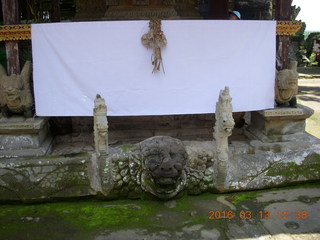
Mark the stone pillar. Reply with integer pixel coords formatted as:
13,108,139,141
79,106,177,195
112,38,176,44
1,0,20,74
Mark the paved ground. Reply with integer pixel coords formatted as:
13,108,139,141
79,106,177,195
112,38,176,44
297,67,320,138
0,183,319,240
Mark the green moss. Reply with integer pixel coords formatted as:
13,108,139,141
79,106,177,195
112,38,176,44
266,154,320,179
0,200,161,235
120,144,135,152
229,192,259,206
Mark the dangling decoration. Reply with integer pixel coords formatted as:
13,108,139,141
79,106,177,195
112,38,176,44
141,19,167,74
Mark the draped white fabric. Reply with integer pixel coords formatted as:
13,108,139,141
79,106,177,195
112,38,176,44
31,20,276,116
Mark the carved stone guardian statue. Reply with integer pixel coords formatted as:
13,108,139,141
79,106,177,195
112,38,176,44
275,61,299,107
0,61,33,118
93,94,108,157
213,87,235,190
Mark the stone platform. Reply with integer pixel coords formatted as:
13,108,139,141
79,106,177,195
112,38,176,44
0,117,53,157
245,104,314,142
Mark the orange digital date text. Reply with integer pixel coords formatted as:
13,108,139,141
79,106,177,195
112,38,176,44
208,210,308,220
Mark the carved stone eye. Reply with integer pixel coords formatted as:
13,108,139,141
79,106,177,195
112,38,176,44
147,157,161,171
174,162,182,171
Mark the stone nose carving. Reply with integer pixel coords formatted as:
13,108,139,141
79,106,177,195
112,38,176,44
152,157,179,179
159,158,178,177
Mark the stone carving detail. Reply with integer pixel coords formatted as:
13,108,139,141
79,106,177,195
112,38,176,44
0,61,33,118
93,94,108,157
214,87,235,162
275,61,299,107
99,136,218,199
141,19,167,73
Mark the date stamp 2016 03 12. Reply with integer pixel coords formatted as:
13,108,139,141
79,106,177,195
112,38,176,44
208,210,308,220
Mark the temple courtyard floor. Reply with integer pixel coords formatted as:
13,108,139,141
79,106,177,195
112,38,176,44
0,183,319,240
297,67,320,139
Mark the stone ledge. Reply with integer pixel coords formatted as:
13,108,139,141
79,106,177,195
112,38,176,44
0,117,48,134
0,136,53,158
256,104,314,120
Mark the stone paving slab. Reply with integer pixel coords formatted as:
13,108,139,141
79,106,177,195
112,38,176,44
0,184,319,240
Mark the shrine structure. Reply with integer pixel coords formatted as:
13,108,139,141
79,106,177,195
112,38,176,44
0,0,319,202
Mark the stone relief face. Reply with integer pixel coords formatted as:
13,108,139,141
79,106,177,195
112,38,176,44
2,76,23,104
139,136,188,199
278,70,298,91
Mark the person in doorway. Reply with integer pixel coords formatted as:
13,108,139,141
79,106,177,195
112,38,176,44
229,10,241,20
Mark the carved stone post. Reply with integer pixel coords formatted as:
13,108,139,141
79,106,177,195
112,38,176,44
213,87,235,190
1,0,20,75
93,94,108,157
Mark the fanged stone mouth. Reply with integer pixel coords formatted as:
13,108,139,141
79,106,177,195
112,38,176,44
155,177,178,185
6,93,19,101
154,177,180,194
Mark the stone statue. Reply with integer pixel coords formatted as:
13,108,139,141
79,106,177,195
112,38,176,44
275,61,299,107
214,87,235,161
213,87,235,190
0,61,33,118
93,94,108,157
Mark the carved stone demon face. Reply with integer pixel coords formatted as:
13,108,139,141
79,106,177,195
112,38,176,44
139,136,188,199
2,76,23,105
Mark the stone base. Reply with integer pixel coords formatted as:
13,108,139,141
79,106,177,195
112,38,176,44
0,117,53,157
245,104,314,142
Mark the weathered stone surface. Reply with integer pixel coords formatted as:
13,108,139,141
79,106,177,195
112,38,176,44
0,154,93,202
96,134,320,199
0,117,53,157
245,104,314,142
1,134,320,202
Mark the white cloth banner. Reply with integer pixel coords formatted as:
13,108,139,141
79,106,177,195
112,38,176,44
32,20,276,116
